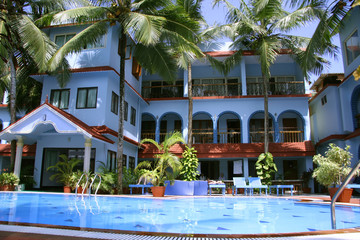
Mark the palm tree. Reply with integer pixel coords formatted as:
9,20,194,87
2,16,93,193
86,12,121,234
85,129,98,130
0,0,70,171
175,0,205,147
212,0,326,153
44,0,201,193
136,131,185,186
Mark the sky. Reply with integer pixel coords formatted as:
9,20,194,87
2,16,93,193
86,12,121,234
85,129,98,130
200,1,344,85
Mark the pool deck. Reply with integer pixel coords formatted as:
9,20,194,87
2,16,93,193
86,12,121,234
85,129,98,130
0,192,360,240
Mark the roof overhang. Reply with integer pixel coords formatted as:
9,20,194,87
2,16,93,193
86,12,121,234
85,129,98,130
0,102,114,144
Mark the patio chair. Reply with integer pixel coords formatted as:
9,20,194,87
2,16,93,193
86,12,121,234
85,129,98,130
232,177,252,195
248,177,268,195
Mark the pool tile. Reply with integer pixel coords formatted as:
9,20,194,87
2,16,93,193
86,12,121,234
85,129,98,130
260,220,270,223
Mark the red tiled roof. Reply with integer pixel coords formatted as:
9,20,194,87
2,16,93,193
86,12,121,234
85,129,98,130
91,125,141,146
44,102,114,143
138,141,315,159
0,144,36,156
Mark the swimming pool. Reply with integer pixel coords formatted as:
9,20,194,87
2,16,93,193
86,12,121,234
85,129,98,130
0,192,359,235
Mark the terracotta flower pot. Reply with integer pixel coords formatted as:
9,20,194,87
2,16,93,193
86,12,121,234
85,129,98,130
64,186,72,193
77,187,87,194
151,186,166,197
328,187,353,203
226,188,233,194
2,185,15,191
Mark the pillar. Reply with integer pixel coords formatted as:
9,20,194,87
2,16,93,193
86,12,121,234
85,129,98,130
155,118,160,143
243,158,249,178
14,137,24,177
83,138,92,172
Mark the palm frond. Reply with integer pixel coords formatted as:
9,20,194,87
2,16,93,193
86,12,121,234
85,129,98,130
47,21,108,72
124,12,166,46
51,6,107,24
133,43,178,82
14,14,57,72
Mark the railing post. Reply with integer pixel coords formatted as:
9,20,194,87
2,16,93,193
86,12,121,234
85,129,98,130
331,160,360,229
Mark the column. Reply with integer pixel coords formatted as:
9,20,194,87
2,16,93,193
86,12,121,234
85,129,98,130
83,138,92,172
243,158,249,178
240,58,247,96
274,120,280,143
155,118,160,143
14,137,24,177
213,115,217,143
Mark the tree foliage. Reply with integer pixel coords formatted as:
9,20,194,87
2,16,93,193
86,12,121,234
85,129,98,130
180,146,199,181
312,143,355,187
255,152,277,185
136,131,185,186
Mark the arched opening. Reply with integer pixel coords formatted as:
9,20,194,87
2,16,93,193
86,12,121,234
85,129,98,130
217,112,241,143
249,112,274,143
159,113,182,142
192,112,213,144
277,111,304,142
141,113,156,140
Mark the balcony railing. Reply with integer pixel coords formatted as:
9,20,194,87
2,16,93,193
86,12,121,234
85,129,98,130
217,130,241,143
193,82,242,97
249,131,275,143
247,82,305,96
141,132,155,141
279,130,304,142
193,129,213,144
142,83,183,98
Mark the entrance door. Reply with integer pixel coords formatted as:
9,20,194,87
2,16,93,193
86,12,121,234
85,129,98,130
201,161,219,180
283,160,298,179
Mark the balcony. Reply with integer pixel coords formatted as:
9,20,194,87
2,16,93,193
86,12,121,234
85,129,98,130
193,129,213,144
217,130,241,143
250,131,275,143
193,79,242,97
247,81,305,96
142,80,184,99
141,131,155,141
279,129,304,142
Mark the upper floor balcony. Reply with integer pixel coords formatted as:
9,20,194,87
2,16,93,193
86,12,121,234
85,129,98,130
141,111,305,144
141,76,305,99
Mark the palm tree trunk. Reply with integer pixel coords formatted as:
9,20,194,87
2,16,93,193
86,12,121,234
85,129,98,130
9,54,17,172
263,74,269,153
117,31,126,194
187,64,193,147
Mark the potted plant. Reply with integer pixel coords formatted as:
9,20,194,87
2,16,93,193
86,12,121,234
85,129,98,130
136,131,184,197
47,154,82,193
122,167,138,194
312,143,357,202
70,170,88,193
255,152,278,185
301,169,313,193
0,172,20,191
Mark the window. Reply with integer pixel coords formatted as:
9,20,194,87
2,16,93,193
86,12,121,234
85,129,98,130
84,36,105,49
130,106,136,126
122,154,127,168
132,57,141,80
345,30,360,65
129,156,135,169
50,89,70,109
124,101,128,121
111,92,119,114
76,87,97,109
55,33,75,47
321,95,327,105
107,151,116,172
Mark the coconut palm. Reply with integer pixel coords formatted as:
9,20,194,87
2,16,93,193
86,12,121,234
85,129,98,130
136,131,185,186
43,0,201,193
174,0,205,147
212,0,327,153
0,0,71,171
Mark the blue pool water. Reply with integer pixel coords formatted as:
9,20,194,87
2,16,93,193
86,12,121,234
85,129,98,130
0,192,359,235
